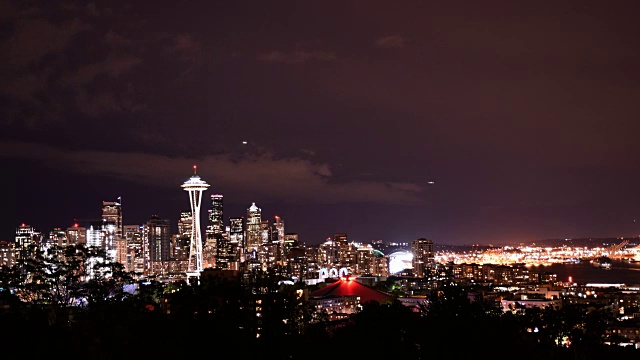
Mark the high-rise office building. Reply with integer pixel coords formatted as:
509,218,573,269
66,224,86,245
86,221,108,278
283,233,298,245
271,215,285,266
144,215,171,263
178,211,192,239
84,220,117,261
271,216,284,242
102,222,117,261
334,233,355,270
208,194,224,241
15,223,35,262
206,195,224,269
283,232,299,263
102,199,123,240
245,202,262,260
115,233,128,266
372,250,389,278
176,212,193,263
285,242,306,280
123,224,144,274
47,228,68,247
143,215,171,277
229,217,244,268
355,243,375,276
181,166,209,279
258,219,270,266
411,238,435,278
86,222,103,249
102,199,123,263
318,238,339,269
0,240,15,267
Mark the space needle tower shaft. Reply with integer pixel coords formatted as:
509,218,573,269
181,165,210,279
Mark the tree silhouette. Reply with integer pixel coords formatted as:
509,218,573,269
1,250,639,359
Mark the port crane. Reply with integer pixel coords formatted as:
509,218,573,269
605,240,630,260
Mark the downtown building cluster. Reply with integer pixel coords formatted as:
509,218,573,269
2,171,437,284
3,211,435,284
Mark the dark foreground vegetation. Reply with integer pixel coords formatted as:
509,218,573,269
1,244,638,359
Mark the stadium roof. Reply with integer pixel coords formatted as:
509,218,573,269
309,278,394,304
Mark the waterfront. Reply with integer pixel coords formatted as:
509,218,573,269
531,260,640,286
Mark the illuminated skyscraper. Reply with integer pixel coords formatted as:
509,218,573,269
245,202,262,260
47,228,68,247
206,195,224,269
102,199,122,262
66,224,86,245
283,233,299,253
272,216,285,242
144,215,171,276
411,238,435,278
86,222,103,249
271,216,285,266
208,194,224,241
181,165,210,280
123,225,144,274
229,217,245,268
102,199,122,239
334,233,354,270
84,221,116,279
176,211,192,265
0,240,14,267
178,211,193,239
15,223,35,262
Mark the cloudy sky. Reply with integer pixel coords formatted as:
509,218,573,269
2,1,640,246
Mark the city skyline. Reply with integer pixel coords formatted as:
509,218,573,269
2,1,640,246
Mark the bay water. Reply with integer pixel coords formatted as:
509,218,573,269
532,260,640,286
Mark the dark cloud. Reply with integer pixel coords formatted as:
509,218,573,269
0,140,425,205
374,35,405,48
0,1,200,129
1,2,136,126
168,33,202,56
257,50,338,64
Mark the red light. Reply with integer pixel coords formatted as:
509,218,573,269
74,223,79,228
568,276,573,283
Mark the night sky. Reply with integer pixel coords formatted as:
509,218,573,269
2,1,640,246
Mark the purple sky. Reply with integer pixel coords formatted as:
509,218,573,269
2,1,640,246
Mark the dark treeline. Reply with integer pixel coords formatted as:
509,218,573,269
1,244,639,359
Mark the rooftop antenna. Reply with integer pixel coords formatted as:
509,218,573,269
193,164,197,175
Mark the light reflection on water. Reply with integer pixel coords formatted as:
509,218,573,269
533,260,640,285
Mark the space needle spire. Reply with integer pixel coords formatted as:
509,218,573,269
181,165,210,282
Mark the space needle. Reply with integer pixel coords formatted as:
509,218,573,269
181,165,210,282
